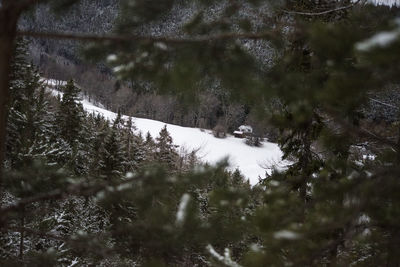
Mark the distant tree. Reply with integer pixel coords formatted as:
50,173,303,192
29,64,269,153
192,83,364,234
56,80,84,145
144,131,154,147
130,133,147,170
100,115,125,178
88,115,109,177
155,125,179,170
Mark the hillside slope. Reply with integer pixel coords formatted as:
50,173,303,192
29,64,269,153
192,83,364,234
46,80,284,185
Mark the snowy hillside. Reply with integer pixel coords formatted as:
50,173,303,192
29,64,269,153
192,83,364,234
44,79,285,185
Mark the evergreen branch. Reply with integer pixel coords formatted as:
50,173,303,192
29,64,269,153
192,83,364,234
282,0,362,16
16,30,275,44
323,108,397,149
2,225,66,242
2,225,116,257
0,175,137,219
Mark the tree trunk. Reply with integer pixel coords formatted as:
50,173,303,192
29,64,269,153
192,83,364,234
0,6,20,188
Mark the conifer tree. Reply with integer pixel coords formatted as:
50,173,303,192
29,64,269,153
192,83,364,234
5,40,53,169
100,115,125,178
56,80,84,146
120,116,140,172
142,131,156,162
88,113,109,177
155,125,179,170
130,133,147,170
53,79,90,173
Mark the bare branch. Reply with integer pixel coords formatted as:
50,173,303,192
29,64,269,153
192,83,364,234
369,97,399,110
282,0,362,16
17,30,275,44
323,108,397,149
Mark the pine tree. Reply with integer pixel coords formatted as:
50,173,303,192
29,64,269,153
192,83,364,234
71,115,91,175
5,40,53,169
88,113,109,177
121,116,142,172
53,79,90,173
144,131,154,147
100,115,125,179
155,125,179,170
56,79,84,146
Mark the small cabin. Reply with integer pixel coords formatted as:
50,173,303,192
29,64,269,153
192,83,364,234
234,130,244,138
239,125,253,134
234,125,253,138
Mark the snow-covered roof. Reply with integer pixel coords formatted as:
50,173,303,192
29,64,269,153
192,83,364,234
238,125,253,133
234,131,243,135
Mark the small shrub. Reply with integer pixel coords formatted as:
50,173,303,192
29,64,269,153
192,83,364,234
213,124,227,138
245,135,262,147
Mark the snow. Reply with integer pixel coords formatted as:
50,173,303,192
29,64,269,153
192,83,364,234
273,230,301,240
206,245,242,267
40,78,67,88
356,30,400,51
47,80,285,185
369,0,400,7
356,18,400,51
238,125,253,133
154,42,168,51
176,193,191,226
352,0,400,7
106,54,118,63
68,258,79,267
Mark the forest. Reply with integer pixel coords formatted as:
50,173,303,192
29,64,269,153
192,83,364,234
1,0,400,266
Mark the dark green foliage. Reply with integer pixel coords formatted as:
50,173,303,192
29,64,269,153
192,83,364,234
3,41,259,266
154,125,179,170
56,80,84,145
3,1,400,266
101,124,125,178
5,41,52,170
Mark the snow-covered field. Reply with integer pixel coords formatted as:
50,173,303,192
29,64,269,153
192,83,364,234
44,79,285,185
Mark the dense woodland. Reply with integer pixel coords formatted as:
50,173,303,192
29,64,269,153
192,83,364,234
1,0,400,266
18,0,279,136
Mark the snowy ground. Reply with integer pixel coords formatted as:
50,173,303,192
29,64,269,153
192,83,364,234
44,79,285,185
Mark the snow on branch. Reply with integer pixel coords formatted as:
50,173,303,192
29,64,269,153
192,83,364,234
206,245,242,267
356,18,400,51
176,193,191,226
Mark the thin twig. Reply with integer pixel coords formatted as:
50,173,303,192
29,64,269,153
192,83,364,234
369,97,399,110
282,0,362,16
17,30,274,44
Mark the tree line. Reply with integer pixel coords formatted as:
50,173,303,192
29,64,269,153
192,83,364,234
1,0,400,266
